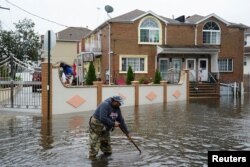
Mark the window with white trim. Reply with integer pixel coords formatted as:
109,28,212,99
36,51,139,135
203,21,221,45
120,56,147,73
218,58,233,72
139,17,160,44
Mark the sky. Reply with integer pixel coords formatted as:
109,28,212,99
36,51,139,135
1,0,250,35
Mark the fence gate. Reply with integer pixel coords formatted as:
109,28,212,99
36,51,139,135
0,55,41,109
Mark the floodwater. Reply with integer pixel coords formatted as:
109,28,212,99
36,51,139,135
1,95,250,167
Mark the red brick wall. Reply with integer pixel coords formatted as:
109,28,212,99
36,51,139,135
101,20,166,83
167,25,195,45
196,17,244,82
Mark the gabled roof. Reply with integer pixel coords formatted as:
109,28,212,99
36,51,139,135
57,27,91,41
85,9,180,38
186,14,204,24
85,9,247,38
186,13,229,25
109,9,145,23
109,9,179,24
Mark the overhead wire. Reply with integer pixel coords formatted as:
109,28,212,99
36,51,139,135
5,0,69,28
5,0,92,34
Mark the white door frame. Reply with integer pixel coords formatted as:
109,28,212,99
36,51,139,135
172,58,182,83
159,58,169,81
186,58,196,81
198,58,208,81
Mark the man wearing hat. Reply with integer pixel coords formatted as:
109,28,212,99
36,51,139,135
88,96,131,159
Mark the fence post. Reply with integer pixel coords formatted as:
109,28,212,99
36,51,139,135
132,81,139,106
184,69,189,100
93,81,103,106
42,62,52,120
160,81,167,103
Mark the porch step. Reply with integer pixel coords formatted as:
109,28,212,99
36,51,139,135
189,82,220,98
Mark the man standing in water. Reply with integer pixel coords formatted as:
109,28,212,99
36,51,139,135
88,96,131,159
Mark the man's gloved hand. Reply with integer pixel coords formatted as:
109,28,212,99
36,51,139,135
127,133,132,140
114,121,120,127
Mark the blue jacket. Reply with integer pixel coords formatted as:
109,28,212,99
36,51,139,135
93,97,129,134
61,64,73,75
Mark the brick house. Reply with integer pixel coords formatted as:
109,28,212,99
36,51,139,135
82,9,245,85
243,27,250,92
244,27,250,74
51,27,91,65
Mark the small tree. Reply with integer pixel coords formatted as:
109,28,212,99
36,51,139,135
154,69,162,84
126,66,134,85
85,62,96,85
0,18,41,61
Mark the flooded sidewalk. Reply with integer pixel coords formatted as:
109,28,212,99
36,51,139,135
1,95,250,166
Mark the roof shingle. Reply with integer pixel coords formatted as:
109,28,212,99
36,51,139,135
57,27,91,41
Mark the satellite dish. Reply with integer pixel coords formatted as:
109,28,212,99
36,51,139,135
105,5,113,13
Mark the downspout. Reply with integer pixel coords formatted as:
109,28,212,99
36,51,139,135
195,25,198,45
165,26,167,45
108,22,111,85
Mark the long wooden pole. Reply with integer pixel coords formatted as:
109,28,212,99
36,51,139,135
119,126,142,154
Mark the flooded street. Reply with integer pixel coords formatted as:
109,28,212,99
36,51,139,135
1,95,250,167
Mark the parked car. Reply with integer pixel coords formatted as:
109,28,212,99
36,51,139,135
32,68,42,92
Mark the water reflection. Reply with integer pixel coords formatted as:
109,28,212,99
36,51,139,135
40,118,53,149
0,95,250,166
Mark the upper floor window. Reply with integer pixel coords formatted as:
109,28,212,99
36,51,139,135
139,17,161,44
203,21,221,45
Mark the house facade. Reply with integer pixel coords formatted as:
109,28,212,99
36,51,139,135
243,27,250,92
83,9,245,85
244,28,250,74
51,27,91,65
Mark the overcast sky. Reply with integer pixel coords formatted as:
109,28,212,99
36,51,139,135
1,0,250,35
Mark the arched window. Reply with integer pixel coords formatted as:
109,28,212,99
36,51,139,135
139,17,160,44
203,21,221,44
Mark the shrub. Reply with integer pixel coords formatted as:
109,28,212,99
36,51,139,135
85,62,96,85
154,69,162,84
139,77,150,84
126,66,134,85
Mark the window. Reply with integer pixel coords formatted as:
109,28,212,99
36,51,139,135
120,55,148,73
139,17,161,44
244,56,247,66
203,21,221,45
218,59,233,72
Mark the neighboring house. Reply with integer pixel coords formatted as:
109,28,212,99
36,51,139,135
243,27,250,92
51,27,91,65
244,27,250,74
83,9,246,85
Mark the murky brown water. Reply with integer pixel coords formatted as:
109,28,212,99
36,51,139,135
1,95,250,167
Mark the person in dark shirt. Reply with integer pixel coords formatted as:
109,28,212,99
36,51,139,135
59,62,73,84
88,96,131,159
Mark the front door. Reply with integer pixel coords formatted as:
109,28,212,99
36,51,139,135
172,59,182,83
198,58,208,81
186,59,196,81
159,58,169,81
